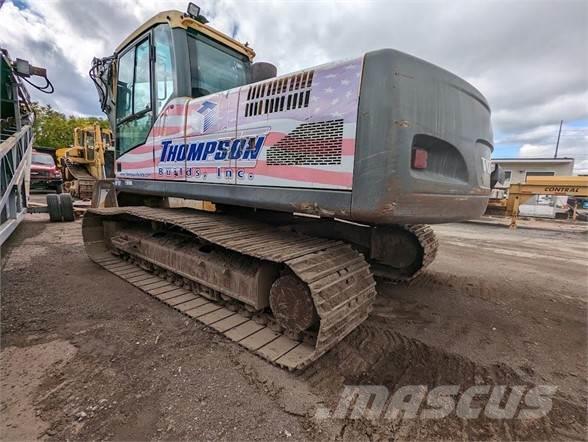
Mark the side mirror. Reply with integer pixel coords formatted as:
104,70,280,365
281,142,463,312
490,164,506,189
251,62,277,83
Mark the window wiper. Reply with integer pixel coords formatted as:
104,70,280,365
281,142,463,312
117,107,151,125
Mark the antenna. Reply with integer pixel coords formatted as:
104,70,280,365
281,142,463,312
554,120,563,158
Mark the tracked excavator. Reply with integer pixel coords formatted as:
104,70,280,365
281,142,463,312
84,3,498,369
55,124,114,199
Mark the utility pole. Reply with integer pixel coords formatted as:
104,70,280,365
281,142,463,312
554,120,563,158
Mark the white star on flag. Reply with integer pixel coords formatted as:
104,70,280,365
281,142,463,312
340,79,350,86
324,87,335,94
331,98,340,105
331,111,343,118
326,74,337,79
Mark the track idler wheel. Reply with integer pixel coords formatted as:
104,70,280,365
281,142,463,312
269,274,318,334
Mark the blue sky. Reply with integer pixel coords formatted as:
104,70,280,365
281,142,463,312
494,118,588,160
1,0,586,172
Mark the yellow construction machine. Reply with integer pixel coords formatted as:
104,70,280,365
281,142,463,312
56,124,114,199
487,176,588,227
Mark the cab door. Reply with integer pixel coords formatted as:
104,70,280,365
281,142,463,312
114,35,156,179
115,22,183,180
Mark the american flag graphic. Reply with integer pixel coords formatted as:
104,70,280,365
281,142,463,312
307,59,362,122
117,57,364,190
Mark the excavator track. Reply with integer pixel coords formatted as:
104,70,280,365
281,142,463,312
368,223,439,283
82,206,377,370
400,223,439,281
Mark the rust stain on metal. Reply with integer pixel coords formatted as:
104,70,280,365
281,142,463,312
379,202,397,216
294,202,319,214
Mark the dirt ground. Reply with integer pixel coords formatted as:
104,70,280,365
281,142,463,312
1,209,586,441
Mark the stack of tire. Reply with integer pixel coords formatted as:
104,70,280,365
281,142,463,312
46,193,75,222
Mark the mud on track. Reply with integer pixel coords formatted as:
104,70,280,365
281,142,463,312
1,216,586,441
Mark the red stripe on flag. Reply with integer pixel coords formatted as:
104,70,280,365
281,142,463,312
151,126,184,138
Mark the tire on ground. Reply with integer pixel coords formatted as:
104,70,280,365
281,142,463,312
46,194,62,222
59,193,75,222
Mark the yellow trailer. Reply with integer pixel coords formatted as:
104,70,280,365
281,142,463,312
505,176,588,227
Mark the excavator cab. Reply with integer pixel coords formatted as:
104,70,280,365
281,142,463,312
72,125,112,164
90,3,262,160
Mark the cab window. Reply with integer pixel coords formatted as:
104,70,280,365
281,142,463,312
83,131,95,149
187,32,249,97
116,49,134,121
32,153,55,166
133,41,151,113
102,132,112,149
153,24,175,114
116,38,152,155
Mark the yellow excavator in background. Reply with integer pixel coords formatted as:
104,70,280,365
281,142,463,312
55,124,114,199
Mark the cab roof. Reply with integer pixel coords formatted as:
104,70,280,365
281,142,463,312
115,10,255,61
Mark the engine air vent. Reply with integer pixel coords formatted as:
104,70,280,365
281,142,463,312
245,71,314,117
267,119,344,166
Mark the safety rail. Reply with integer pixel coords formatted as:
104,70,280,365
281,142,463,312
0,123,33,245
1,47,41,247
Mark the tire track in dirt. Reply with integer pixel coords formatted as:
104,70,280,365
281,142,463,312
403,270,508,301
301,320,586,440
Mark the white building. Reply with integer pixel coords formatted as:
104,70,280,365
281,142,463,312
492,158,575,188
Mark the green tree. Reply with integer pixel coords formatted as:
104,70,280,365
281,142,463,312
32,103,109,149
